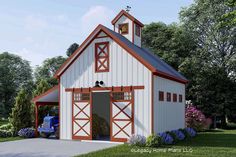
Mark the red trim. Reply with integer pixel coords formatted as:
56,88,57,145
65,86,144,92
53,24,187,84
111,10,144,27
153,71,188,84
54,25,156,77
72,91,92,140
95,42,109,72
110,90,134,142
32,85,59,103
54,25,104,78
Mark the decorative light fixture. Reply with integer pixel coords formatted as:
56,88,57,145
94,81,104,87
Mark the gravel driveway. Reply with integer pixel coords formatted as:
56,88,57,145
0,138,120,157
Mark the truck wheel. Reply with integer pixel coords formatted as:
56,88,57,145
40,132,51,138
55,128,59,139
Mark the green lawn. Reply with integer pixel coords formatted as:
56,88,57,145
77,129,236,157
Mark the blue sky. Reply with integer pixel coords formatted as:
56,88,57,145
0,0,193,67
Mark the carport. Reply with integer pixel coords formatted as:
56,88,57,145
32,85,59,137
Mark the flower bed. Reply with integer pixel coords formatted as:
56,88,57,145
128,127,197,147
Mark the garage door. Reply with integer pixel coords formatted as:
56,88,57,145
111,91,134,142
72,92,92,140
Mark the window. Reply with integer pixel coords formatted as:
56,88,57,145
119,23,129,34
159,91,164,101
95,42,109,72
74,93,90,102
112,92,132,101
179,95,183,103
167,92,171,102
135,24,141,37
173,93,177,102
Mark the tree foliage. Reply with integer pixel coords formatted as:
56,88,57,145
0,52,33,118
142,22,196,70
179,0,236,125
220,0,236,27
34,56,66,87
66,43,79,57
10,89,32,133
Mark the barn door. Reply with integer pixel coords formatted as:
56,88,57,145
72,92,92,140
111,91,134,142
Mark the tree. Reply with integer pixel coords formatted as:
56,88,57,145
180,0,236,127
142,22,196,70
34,56,66,87
0,52,33,118
10,89,32,133
220,0,236,27
66,43,79,57
33,79,56,124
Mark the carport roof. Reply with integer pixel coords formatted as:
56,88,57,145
32,85,59,103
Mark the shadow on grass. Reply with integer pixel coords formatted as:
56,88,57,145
176,133,236,148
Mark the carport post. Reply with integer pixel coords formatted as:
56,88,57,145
35,103,39,137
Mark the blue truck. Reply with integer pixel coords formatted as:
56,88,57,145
38,115,59,138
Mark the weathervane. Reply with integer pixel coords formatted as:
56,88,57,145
125,6,131,13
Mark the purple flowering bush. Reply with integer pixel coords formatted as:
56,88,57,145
158,132,174,145
128,134,146,146
18,128,35,138
185,105,212,131
171,130,185,141
185,127,197,137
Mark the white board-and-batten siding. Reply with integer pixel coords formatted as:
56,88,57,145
153,76,185,133
60,35,152,140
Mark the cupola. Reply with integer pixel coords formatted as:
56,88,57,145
111,10,144,47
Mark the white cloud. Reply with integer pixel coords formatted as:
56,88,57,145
81,6,114,33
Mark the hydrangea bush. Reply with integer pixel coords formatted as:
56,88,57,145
185,104,212,131
158,132,174,145
171,130,185,141
18,128,35,138
185,127,197,137
128,134,146,146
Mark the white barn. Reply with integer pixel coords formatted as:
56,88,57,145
33,10,188,142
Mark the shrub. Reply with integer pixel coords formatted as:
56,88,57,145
0,123,13,131
128,134,146,146
179,128,190,138
185,105,212,131
166,131,178,143
18,128,35,138
146,134,161,147
158,132,174,145
185,127,197,137
10,89,32,133
171,130,185,141
0,130,13,137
